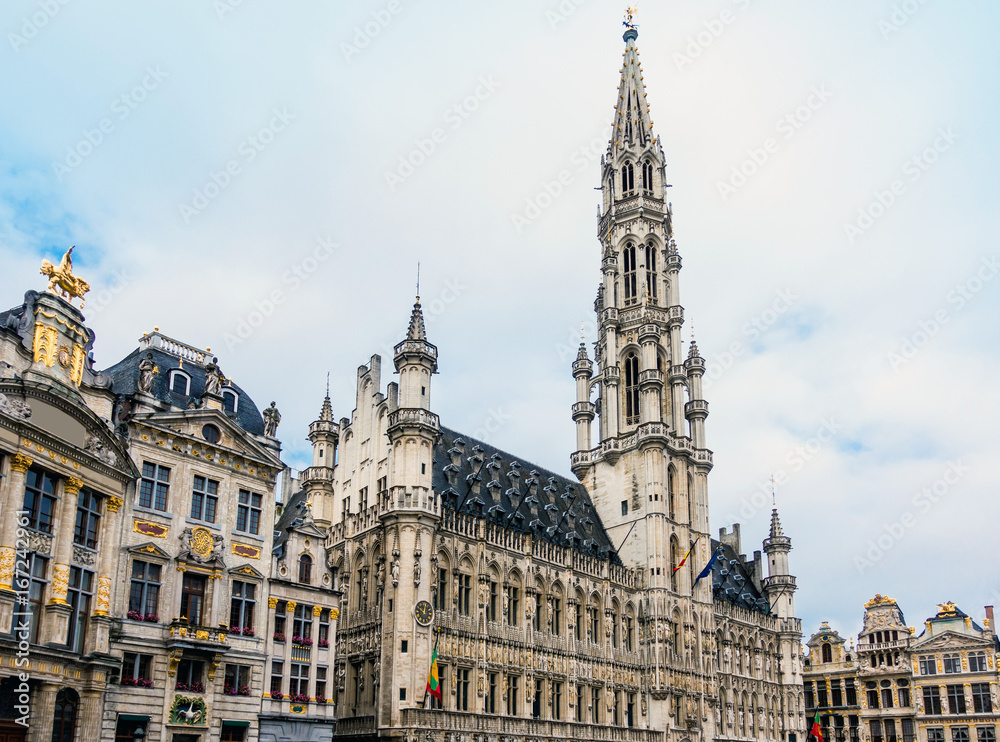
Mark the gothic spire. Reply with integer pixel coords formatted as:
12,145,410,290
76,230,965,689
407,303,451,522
406,296,427,341
611,21,655,155
769,506,784,540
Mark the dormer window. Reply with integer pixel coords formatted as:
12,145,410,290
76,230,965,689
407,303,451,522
222,390,238,413
169,370,190,395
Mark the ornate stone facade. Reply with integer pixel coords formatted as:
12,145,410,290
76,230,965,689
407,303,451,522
804,598,1000,742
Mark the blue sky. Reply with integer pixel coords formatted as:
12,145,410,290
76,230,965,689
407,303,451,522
2,0,999,639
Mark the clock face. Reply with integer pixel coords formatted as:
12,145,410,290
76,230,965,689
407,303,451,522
414,600,433,626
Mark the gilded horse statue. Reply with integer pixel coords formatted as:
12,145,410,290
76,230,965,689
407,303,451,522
40,246,90,308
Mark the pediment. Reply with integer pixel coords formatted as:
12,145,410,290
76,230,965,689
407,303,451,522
911,631,992,651
128,542,171,559
133,409,282,469
229,563,265,579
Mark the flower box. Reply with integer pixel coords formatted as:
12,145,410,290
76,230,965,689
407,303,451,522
175,681,205,693
242,626,255,637
270,691,284,700
291,636,313,647
316,695,327,704
318,639,330,648
126,610,141,621
144,613,159,622
121,677,153,688
289,693,310,704
273,632,286,642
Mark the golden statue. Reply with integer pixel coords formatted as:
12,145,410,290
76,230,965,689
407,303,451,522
40,246,90,308
624,5,639,29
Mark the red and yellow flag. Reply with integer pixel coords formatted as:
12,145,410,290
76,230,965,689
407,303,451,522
426,644,442,702
811,712,824,742
672,536,700,574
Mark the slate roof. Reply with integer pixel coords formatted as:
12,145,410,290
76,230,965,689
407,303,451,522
272,487,310,556
433,426,621,565
712,539,772,615
102,347,266,435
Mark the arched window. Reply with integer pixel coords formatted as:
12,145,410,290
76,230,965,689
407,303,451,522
669,537,680,592
623,353,640,426
168,369,190,395
642,161,654,192
822,643,833,663
671,610,682,657
610,603,619,648
623,242,637,305
621,162,635,195
52,688,79,742
222,390,238,413
298,554,312,584
644,242,658,302
668,466,677,520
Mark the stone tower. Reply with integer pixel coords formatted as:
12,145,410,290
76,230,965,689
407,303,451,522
380,296,442,725
301,386,338,527
569,22,716,733
763,506,802,686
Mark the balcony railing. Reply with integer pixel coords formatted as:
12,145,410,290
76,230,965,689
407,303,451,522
397,708,663,742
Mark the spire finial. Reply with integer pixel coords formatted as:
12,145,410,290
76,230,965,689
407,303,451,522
770,474,776,508
326,372,330,397
416,262,420,300
580,322,585,343
623,5,638,30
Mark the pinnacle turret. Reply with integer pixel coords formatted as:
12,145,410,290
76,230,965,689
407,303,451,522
769,507,784,539
406,296,427,341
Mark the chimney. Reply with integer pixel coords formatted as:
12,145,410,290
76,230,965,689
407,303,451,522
986,606,995,635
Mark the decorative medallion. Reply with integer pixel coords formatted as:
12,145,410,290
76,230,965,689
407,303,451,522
168,695,206,726
290,703,306,714
134,520,168,539
57,345,71,368
232,543,260,560
414,600,433,626
190,527,213,558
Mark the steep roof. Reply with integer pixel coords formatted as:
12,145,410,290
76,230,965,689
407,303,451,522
712,538,771,615
433,426,620,564
103,346,265,435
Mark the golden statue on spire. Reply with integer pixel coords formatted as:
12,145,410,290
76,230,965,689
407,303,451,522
624,5,639,29
40,246,91,308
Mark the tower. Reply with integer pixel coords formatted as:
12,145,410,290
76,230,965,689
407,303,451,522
569,20,717,732
763,506,802,688
301,382,338,527
380,295,441,725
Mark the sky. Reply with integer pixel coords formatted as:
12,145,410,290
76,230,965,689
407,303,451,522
1,0,998,641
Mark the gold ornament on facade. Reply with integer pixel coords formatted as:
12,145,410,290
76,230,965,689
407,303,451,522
189,527,213,558
33,323,58,367
313,605,323,617
268,597,278,609
10,453,33,473
0,547,15,589
49,563,70,604
106,496,123,513
93,576,111,616
69,343,84,385
937,602,958,617
864,594,896,608
40,246,90,308
63,476,83,496
286,601,297,612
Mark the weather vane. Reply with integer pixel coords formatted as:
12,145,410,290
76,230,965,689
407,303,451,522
623,5,639,29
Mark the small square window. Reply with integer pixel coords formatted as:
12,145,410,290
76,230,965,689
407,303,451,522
621,500,628,516
421,463,426,474
401,640,408,653
400,688,407,701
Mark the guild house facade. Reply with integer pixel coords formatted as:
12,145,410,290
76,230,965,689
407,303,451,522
804,596,1000,742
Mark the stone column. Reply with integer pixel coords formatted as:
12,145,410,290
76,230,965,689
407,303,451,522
0,453,33,589
25,681,58,742
77,690,104,739
48,476,83,605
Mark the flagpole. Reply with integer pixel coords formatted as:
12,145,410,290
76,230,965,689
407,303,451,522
422,628,441,709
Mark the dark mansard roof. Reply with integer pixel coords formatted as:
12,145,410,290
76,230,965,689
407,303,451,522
433,426,622,565
103,347,266,435
711,538,772,615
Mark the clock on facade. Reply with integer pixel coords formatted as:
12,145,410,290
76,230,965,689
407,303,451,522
414,600,433,626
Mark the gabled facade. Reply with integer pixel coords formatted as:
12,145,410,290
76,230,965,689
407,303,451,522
804,598,1000,742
